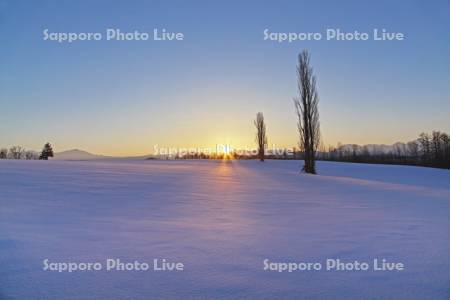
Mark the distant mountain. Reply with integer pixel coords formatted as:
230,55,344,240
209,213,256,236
53,149,154,160
53,149,108,160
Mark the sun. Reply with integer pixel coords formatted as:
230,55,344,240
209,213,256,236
216,144,233,160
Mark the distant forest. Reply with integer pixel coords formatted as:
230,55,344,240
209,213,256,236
322,131,450,169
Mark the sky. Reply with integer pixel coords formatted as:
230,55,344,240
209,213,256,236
0,0,449,156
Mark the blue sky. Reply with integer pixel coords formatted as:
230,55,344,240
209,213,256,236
0,0,449,155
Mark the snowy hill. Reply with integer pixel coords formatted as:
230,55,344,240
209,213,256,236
54,149,153,161
0,159,449,299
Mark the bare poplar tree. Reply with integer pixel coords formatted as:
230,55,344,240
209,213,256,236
254,112,267,162
294,50,321,174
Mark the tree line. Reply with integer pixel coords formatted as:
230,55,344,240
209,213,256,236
0,143,54,160
322,131,450,169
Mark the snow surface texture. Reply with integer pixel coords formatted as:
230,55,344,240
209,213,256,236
1,160,449,299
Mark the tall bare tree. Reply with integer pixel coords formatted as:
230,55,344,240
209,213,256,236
294,50,321,174
254,112,267,162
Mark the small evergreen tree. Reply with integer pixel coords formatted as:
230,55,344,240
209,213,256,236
39,143,54,160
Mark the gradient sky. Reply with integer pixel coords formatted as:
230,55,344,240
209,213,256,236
0,0,449,155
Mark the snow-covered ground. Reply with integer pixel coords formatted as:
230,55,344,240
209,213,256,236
1,159,449,299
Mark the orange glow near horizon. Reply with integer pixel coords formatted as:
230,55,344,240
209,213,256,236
22,124,436,157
